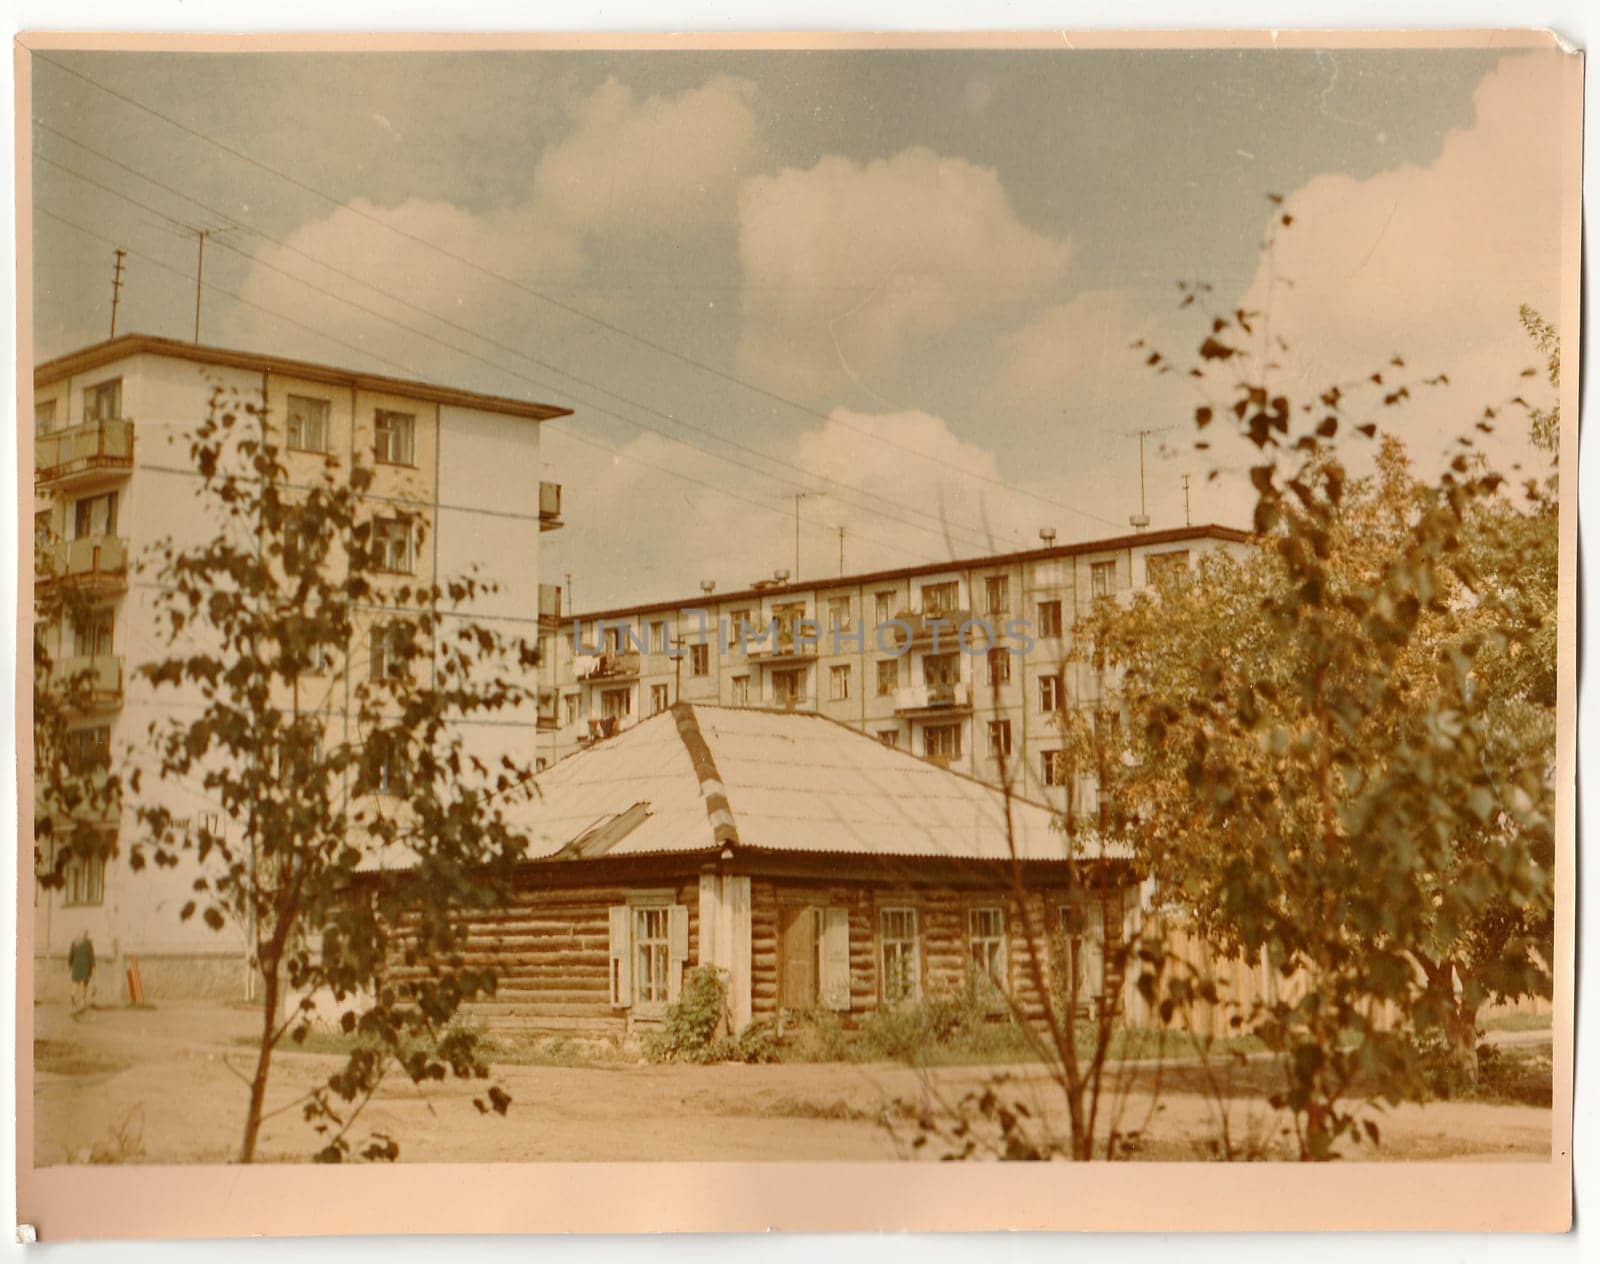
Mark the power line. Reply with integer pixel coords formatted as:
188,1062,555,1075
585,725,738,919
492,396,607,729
35,203,946,568
34,137,1023,559
33,52,1122,532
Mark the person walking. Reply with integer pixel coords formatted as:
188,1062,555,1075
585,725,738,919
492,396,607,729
68,931,95,1014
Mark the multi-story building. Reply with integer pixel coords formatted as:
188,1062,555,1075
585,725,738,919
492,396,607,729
537,525,1251,807
30,333,570,1000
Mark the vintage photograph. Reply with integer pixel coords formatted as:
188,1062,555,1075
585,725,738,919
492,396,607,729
15,27,1578,1235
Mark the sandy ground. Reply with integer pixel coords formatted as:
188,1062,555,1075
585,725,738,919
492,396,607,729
28,1003,1555,1165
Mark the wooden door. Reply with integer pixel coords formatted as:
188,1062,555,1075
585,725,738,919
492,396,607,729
779,905,819,1009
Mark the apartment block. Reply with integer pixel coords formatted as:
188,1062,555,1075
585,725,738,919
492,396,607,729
537,525,1251,806
31,334,570,1000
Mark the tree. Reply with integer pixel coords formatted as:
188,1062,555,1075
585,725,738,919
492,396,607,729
1083,216,1557,1156
131,391,542,1162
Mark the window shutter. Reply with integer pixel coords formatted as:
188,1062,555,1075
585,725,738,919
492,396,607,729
667,904,689,1002
1083,901,1106,998
608,905,631,1007
822,907,851,1011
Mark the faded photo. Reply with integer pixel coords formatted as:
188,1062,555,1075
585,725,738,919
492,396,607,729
19,34,1574,1196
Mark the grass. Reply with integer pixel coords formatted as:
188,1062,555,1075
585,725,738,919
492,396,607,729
246,1026,635,1070
1481,1012,1552,1033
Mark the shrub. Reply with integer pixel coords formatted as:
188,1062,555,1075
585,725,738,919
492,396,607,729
643,964,728,1064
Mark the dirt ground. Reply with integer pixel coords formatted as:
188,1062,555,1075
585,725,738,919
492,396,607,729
28,1002,1556,1165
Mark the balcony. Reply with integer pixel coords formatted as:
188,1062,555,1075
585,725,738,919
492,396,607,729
36,535,129,596
745,620,819,664
578,713,637,745
894,680,972,716
889,608,976,650
574,651,640,682
538,583,562,630
36,419,135,489
46,654,124,711
539,481,563,532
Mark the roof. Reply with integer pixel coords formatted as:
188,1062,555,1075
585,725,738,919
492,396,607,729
33,334,574,424
570,524,1252,625
361,704,1127,873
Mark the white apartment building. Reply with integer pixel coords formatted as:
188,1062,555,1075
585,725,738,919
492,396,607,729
537,525,1251,807
30,333,570,1000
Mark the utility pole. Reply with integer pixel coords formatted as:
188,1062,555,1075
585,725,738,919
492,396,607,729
838,526,845,577
1181,474,1192,527
192,228,210,343
108,248,126,338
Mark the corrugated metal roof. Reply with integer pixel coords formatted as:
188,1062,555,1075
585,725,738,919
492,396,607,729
361,705,1125,873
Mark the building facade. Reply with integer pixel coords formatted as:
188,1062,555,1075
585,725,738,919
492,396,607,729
30,334,570,1000
536,525,1251,806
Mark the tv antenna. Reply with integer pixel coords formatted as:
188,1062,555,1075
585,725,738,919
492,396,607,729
108,248,126,338
149,217,239,343
1122,427,1172,531
1181,474,1192,527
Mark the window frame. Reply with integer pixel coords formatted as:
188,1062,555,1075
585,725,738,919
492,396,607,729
1090,560,1116,600
1037,599,1063,639
924,723,961,762
876,658,899,696
286,394,332,454
987,718,1013,758
373,409,418,466
84,378,122,423
731,674,751,706
689,642,710,677
61,850,107,907
829,663,850,701
967,905,1008,999
649,683,670,716
372,516,415,574
1040,673,1064,714
878,904,921,1005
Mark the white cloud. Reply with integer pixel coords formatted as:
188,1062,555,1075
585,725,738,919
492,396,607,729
736,147,1072,398
1235,51,1566,476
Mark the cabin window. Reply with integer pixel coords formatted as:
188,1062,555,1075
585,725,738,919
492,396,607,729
780,904,851,1011
1037,600,1063,639
374,410,416,465
968,906,1008,999
1057,896,1109,1004
607,899,689,1014
286,395,331,453
879,906,921,1004
876,659,899,696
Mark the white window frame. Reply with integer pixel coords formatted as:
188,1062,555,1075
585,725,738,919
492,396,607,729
1037,599,1063,639
968,906,1008,996
690,643,710,677
984,575,1008,615
924,723,961,761
84,378,122,423
1042,748,1070,787
62,850,107,907
829,664,850,701
874,591,895,625
373,516,414,574
1040,674,1064,713
731,675,750,706
1091,560,1116,599
876,658,898,696
987,719,1012,758
374,409,417,465
286,394,332,453
879,905,921,1004
649,683,670,716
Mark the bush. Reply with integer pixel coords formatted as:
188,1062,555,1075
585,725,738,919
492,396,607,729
784,1008,853,1062
643,965,778,1065
857,989,1027,1063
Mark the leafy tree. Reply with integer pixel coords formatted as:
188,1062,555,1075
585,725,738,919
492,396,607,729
1082,216,1557,1156
131,391,541,1162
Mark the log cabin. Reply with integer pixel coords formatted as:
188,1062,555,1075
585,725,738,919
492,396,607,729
364,703,1136,1037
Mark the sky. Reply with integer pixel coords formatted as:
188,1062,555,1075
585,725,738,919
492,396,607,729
29,45,1569,609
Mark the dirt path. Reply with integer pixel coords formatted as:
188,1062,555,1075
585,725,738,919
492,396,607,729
29,1004,1555,1165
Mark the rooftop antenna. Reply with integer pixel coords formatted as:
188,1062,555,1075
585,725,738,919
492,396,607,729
838,525,845,577
108,248,126,338
1181,474,1192,527
1039,527,1057,547
1122,427,1171,531
149,217,238,343
792,493,811,581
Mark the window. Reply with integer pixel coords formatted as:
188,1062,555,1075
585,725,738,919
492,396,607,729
536,758,548,772
726,675,748,706
827,596,851,631
374,410,416,465
829,664,850,701
876,658,899,696
649,683,670,716
34,398,57,433
1058,897,1107,1002
924,652,959,687
772,602,805,649
62,852,107,907
601,687,631,722
1146,549,1191,586
728,610,751,649
924,723,961,762
968,906,1007,995
1037,600,1063,639
372,517,413,573
286,395,331,453
987,719,1012,758
984,575,1008,615
921,580,960,616
650,621,667,655
1091,560,1116,599
63,726,111,775
1040,674,1064,713
369,622,410,682
72,609,114,658
773,668,805,707
603,624,623,654
84,378,122,423
780,904,851,1010
371,731,409,796
879,906,920,1003
690,643,709,677
607,901,689,1011
563,693,580,726
986,647,1011,686
72,491,118,540
878,729,900,748
1042,749,1070,787
875,591,896,625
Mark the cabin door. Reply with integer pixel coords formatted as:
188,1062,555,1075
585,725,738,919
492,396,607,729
779,905,820,1009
